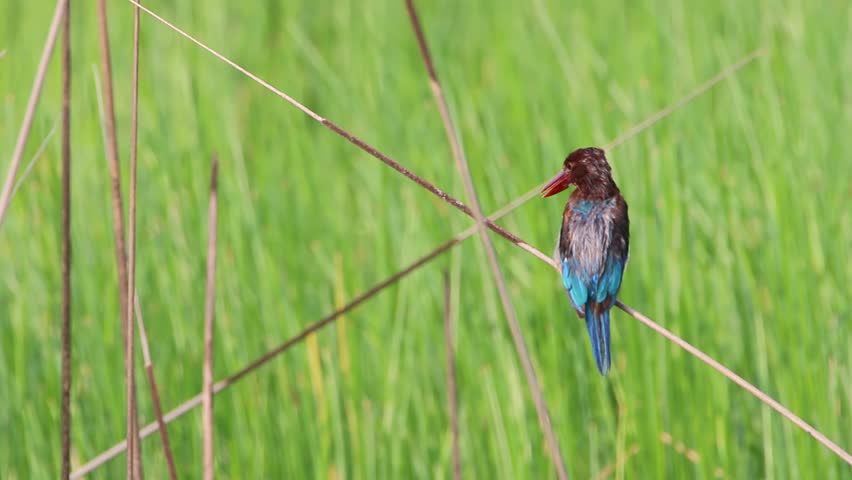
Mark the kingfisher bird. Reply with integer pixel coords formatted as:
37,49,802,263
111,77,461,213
541,147,630,375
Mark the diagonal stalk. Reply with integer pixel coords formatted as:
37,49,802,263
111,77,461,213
405,1,568,477
0,0,67,231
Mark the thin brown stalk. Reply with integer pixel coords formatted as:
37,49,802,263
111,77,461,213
127,3,177,476
134,295,179,479
202,155,220,480
126,5,140,480
60,0,72,478
405,2,568,477
443,272,460,480
0,0,66,231
92,1,852,468
616,301,852,465
96,0,141,476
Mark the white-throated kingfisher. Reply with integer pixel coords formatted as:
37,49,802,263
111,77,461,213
541,147,630,375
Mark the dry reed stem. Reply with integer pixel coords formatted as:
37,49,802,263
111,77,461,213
126,3,141,479
442,272,461,480
96,0,142,476
123,3,178,475
405,1,567,477
60,0,72,477
85,1,852,470
615,301,852,465
0,0,66,231
202,155,220,480
133,294,179,479
126,2,178,477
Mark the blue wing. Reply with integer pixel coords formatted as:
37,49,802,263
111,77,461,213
595,255,625,304
561,258,587,312
561,254,625,311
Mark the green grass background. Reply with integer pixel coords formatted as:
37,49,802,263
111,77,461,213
1,0,850,478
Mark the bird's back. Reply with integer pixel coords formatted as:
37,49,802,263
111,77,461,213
559,192,629,375
562,195,622,275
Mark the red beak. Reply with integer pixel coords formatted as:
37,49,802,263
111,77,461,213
540,170,572,197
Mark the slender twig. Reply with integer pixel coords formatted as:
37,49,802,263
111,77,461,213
122,0,768,270
443,272,461,480
616,301,852,465
127,3,177,476
79,6,851,469
0,0,66,232
98,0,127,326
134,295,179,479
405,2,568,477
126,4,141,480
60,0,72,477
96,0,141,476
202,155,219,480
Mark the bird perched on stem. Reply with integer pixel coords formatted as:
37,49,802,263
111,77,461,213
541,147,629,375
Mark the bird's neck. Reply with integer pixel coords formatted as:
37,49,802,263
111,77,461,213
574,175,619,201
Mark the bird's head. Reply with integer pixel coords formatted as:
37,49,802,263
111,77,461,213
541,147,614,198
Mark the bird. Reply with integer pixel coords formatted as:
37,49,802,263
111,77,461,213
541,147,630,375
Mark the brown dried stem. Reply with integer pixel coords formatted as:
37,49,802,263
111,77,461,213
126,5,141,480
0,0,66,231
202,155,220,480
60,0,72,477
443,272,461,480
405,2,568,477
127,3,179,477
96,0,142,476
134,295,179,479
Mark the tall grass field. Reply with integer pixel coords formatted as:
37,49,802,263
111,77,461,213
1,0,850,478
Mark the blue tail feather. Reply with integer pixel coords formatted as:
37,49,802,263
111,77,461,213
584,306,611,375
